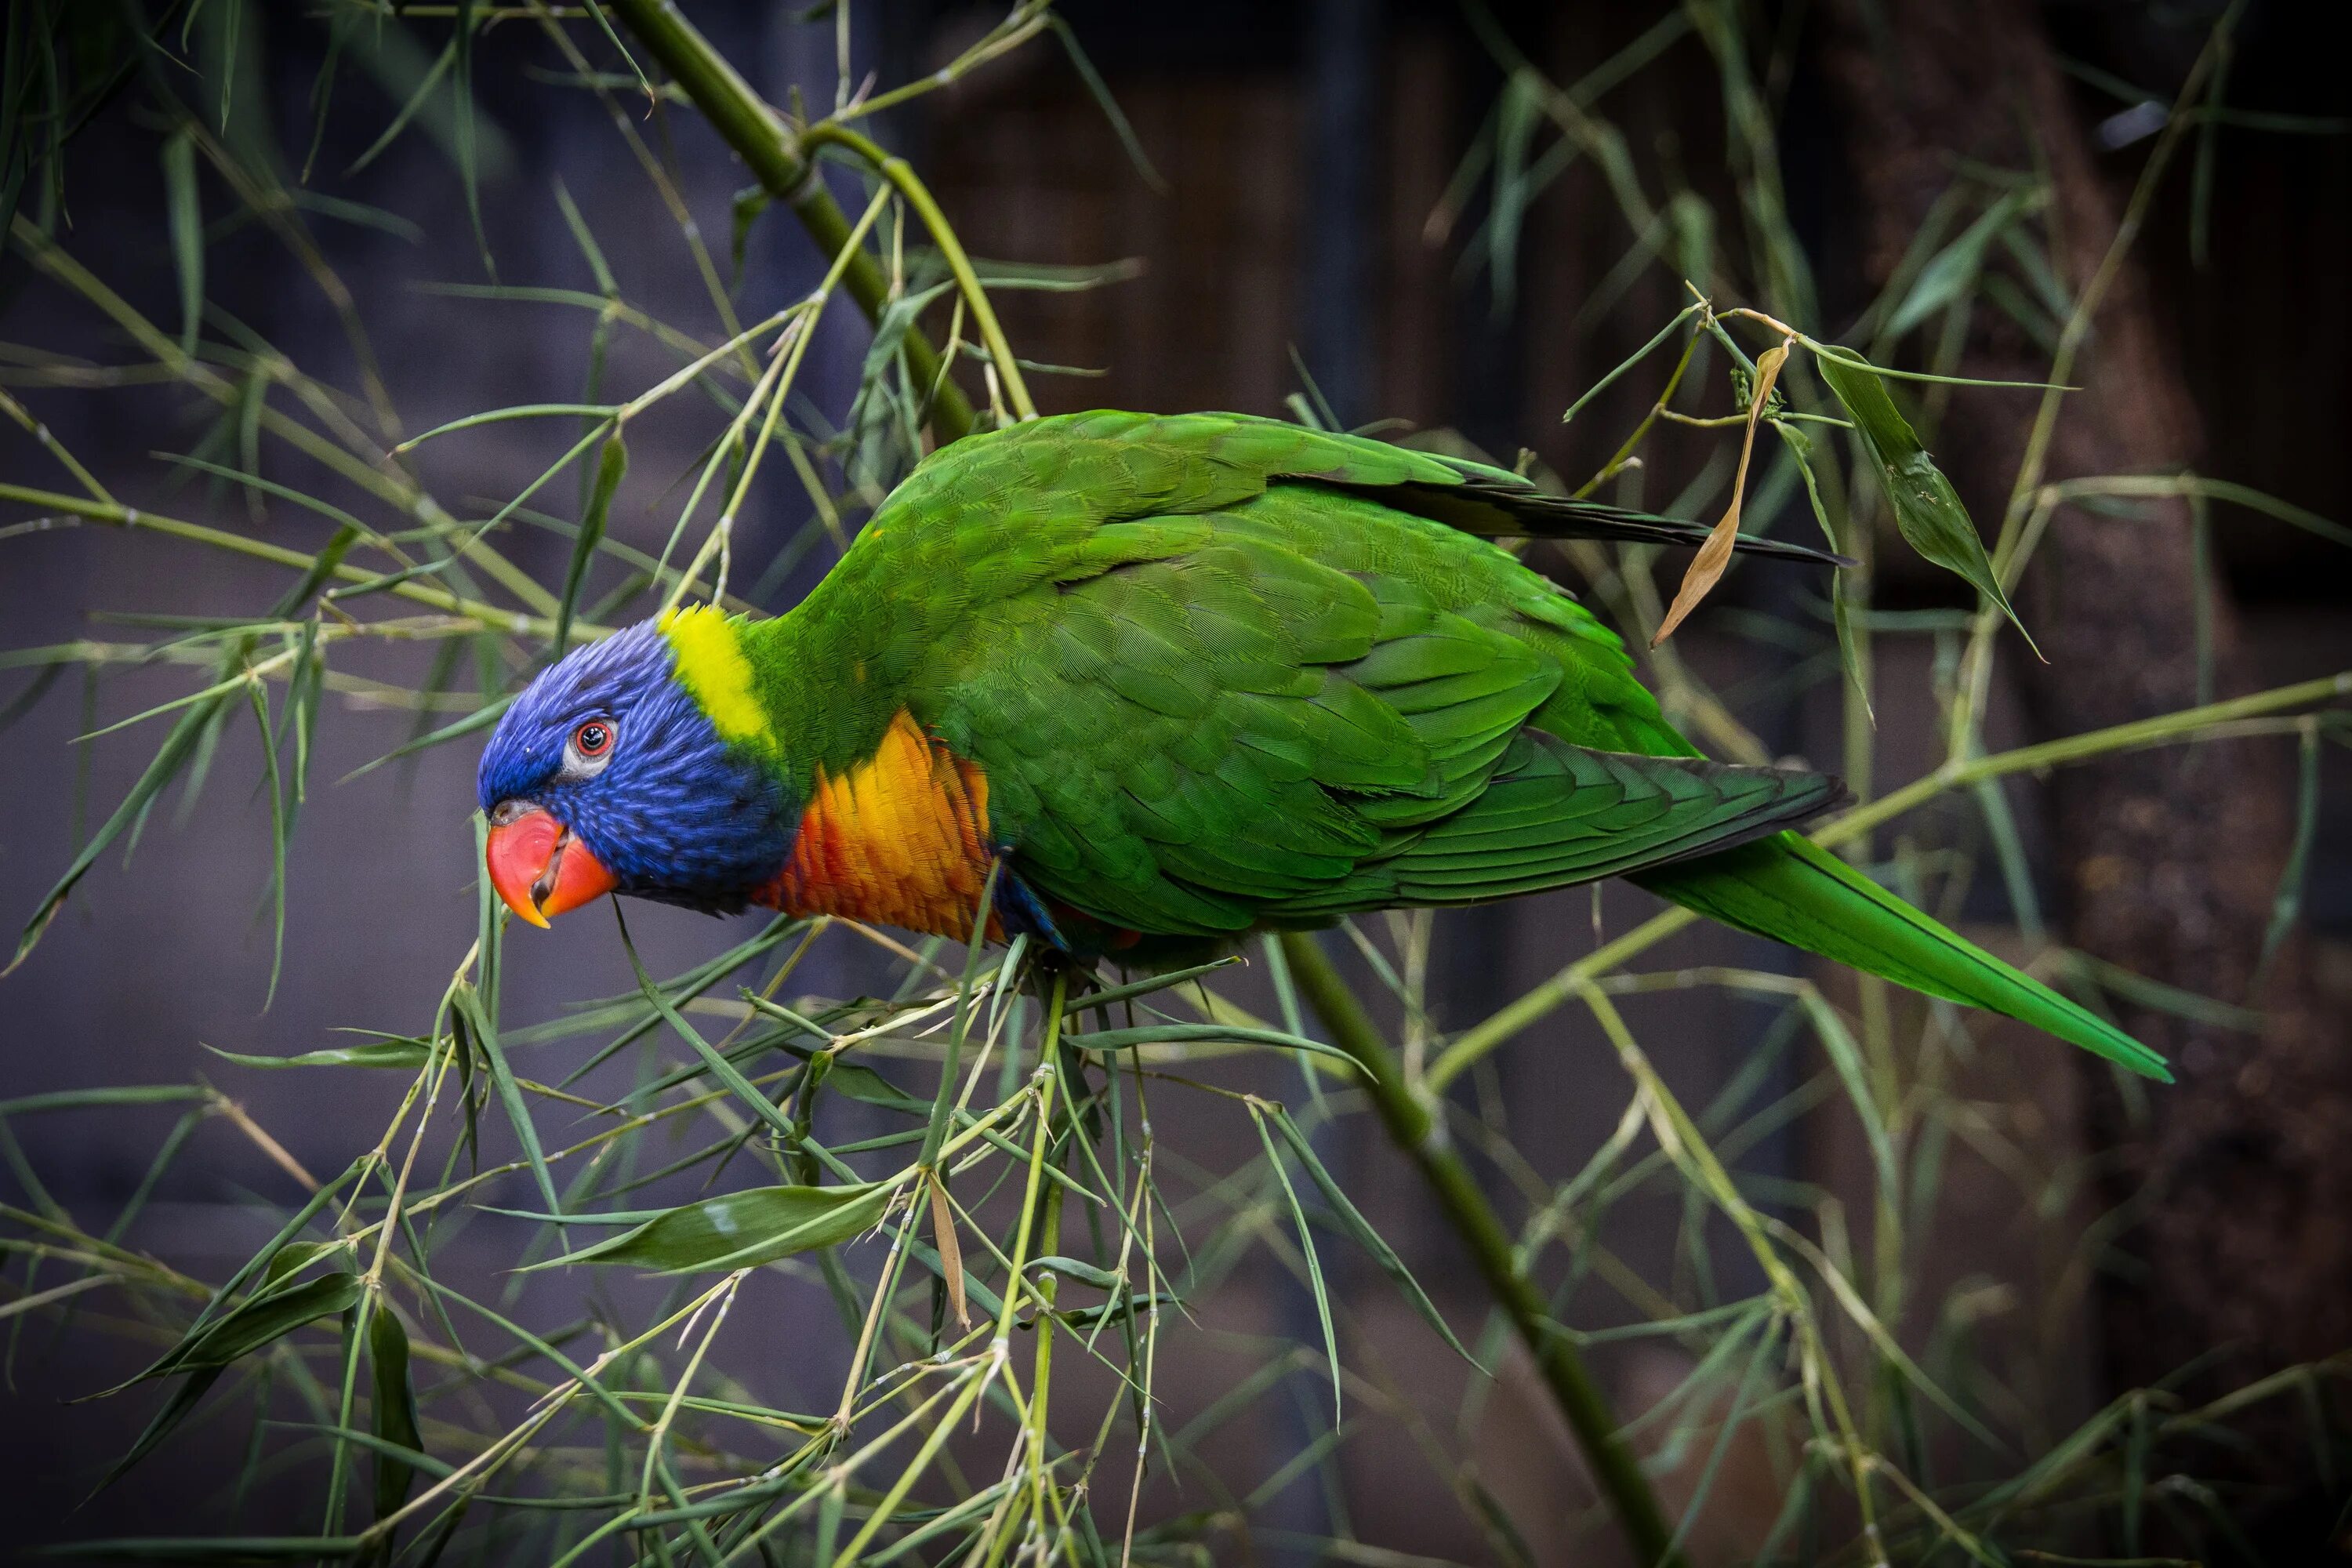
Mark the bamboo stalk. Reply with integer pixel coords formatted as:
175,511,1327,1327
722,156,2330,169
1277,931,1687,1568
601,0,982,444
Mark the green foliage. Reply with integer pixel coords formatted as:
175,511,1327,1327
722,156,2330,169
1811,345,2032,649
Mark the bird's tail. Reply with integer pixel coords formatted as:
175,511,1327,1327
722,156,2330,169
1630,831,2170,1080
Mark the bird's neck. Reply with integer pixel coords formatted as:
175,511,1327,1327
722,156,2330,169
751,708,1001,940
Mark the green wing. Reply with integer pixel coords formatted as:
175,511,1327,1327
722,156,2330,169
1269,735,1841,917
877,419,1835,937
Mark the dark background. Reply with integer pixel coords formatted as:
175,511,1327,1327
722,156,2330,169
1,1,2346,1560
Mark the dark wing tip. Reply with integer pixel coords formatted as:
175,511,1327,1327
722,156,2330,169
1376,474,1857,568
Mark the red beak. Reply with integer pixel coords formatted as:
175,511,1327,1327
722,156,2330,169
485,807,618,928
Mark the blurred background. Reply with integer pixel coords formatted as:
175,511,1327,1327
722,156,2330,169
2,0,2347,1561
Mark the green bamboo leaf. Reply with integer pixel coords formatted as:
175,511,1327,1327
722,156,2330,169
100,1108,205,1254
859,280,957,393
452,0,492,278
244,680,288,1005
1813,344,2037,652
393,402,615,454
529,1182,895,1273
862,1481,1014,1566
1886,188,2035,338
1024,1255,1127,1294
2255,720,2322,986
1265,1105,1479,1367
42,1536,365,1561
1563,303,1704,425
1252,1108,1340,1425
1046,1293,1178,1332
0,1085,208,1116
916,864,1001,1171
821,1062,928,1116
1486,68,1542,314
284,620,323,812
551,174,617,296
260,1240,343,1291
206,1037,435,1071
1999,226,2075,325
614,906,808,1157
2189,488,2216,706
1798,992,1896,1198
345,30,452,175
1049,16,1165,194
161,454,375,543
729,183,768,293
1751,1443,1827,1564
1661,1316,1782,1561
86,1367,223,1500
2174,475,2352,550
341,695,512,782
2122,1395,2151,1554
0,663,64,736
918,251,1148,295
145,1272,365,1383
12,689,234,973
1972,775,2048,943
2069,952,2262,1033
556,428,625,652
266,523,361,621
1062,1023,1359,1067
89,1158,368,1402
368,1305,422,1519
162,129,202,358
280,1422,452,1482
451,981,559,1214
1060,958,1242,1020
1772,419,1871,723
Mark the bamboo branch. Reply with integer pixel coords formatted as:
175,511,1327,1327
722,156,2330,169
799,122,1037,421
601,0,982,443
1277,931,1687,1568
0,482,575,639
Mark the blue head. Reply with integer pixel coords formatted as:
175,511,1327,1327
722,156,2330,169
475,620,790,924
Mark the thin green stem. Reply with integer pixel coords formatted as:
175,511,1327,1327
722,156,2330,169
1276,931,1687,1568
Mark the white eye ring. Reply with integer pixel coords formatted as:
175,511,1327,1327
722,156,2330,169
563,717,617,779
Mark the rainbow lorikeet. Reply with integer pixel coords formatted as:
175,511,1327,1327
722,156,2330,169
477,411,2166,1080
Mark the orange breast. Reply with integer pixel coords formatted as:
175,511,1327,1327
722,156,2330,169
760,710,1000,940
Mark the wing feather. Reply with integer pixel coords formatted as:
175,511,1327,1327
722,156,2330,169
867,413,1838,940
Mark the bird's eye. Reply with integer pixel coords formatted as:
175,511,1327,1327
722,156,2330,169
563,717,617,778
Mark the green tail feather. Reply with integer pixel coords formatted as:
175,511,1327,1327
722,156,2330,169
1631,832,2171,1081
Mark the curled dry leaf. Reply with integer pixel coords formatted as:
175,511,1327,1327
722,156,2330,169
1653,339,1791,646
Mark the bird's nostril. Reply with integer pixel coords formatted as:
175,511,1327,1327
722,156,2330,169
490,798,528,827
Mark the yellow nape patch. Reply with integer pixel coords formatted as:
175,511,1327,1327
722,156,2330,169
763,710,998,939
659,604,766,749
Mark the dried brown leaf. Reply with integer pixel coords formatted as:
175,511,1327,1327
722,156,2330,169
928,1171,969,1328
1654,339,1790,646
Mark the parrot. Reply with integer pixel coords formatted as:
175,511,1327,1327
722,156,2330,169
476,410,2167,1080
